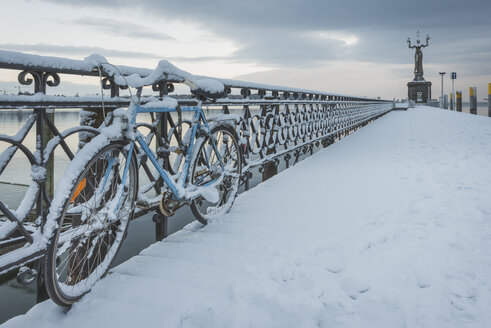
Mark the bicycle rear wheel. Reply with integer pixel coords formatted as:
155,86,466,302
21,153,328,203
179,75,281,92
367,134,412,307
189,125,242,224
44,141,137,306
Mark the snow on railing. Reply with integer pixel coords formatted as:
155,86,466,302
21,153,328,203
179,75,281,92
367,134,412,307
0,50,394,275
0,49,390,101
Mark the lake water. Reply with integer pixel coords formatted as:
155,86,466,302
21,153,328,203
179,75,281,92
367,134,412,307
0,104,488,324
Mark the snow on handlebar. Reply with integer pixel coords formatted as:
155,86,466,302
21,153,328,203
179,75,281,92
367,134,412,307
84,54,225,99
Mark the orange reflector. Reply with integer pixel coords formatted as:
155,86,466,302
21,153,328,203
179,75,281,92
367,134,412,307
70,178,86,203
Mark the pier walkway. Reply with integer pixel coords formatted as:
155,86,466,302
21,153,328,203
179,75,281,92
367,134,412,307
4,107,491,327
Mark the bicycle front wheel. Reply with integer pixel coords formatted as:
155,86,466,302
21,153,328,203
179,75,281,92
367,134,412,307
44,141,138,306
189,125,242,224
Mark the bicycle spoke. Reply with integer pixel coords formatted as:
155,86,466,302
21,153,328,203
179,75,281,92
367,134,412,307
190,126,241,223
47,142,137,305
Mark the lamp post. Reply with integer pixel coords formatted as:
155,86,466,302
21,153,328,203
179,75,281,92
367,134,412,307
439,72,446,108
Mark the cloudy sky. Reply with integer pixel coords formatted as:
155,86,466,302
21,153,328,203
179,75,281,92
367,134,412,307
0,0,490,100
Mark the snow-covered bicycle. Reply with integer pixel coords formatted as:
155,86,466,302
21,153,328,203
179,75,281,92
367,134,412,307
43,59,242,306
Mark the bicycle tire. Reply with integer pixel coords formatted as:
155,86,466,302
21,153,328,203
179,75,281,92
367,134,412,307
44,141,137,306
189,124,242,224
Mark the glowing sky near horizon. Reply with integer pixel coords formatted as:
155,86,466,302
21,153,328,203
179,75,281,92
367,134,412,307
0,0,490,100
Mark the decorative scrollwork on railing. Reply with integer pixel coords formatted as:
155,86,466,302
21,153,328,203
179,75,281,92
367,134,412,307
102,77,130,97
240,88,251,98
18,70,42,93
220,100,393,170
17,70,61,93
152,81,174,98
42,72,60,91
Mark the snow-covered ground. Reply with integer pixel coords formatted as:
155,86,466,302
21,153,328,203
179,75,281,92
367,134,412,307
3,106,491,328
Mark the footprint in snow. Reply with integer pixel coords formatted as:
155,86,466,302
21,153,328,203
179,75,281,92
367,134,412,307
415,268,432,289
348,286,370,300
325,259,345,274
417,281,431,289
341,277,370,300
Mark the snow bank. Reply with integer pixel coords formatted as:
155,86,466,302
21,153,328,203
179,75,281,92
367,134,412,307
4,107,491,327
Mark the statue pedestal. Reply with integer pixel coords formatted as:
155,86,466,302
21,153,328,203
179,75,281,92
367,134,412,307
408,80,432,103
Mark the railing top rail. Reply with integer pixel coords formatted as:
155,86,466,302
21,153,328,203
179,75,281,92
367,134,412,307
0,95,387,110
0,50,391,102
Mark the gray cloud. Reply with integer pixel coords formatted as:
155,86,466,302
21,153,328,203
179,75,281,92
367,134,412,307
229,31,347,67
38,0,491,74
0,43,240,66
0,43,160,59
72,17,174,41
168,55,235,63
40,0,491,31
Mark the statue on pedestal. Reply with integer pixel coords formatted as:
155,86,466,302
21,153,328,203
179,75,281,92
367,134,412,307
407,31,430,81
406,31,432,103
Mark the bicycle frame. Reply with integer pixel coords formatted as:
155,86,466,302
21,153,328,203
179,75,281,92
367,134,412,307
107,102,225,211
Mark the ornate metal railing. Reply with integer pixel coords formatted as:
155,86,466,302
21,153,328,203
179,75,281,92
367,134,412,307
0,50,394,277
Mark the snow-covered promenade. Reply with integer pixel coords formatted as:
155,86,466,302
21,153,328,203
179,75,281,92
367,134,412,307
4,106,491,327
